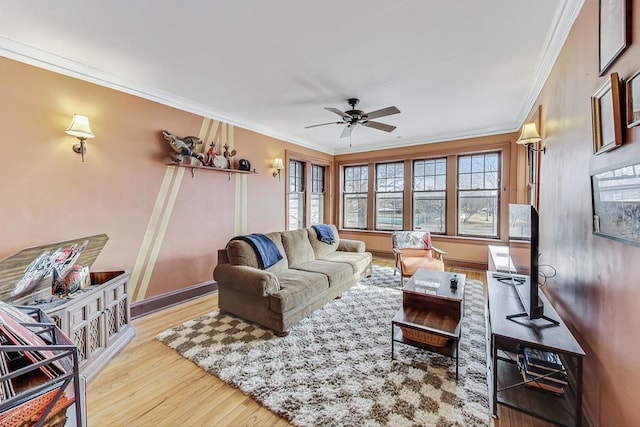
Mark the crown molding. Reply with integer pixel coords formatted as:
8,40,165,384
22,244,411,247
1,0,583,157
0,37,334,155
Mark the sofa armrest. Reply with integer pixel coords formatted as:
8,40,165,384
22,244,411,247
337,239,365,252
213,264,280,297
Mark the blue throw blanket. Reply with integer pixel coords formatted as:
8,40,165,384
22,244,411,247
312,224,336,244
233,233,283,269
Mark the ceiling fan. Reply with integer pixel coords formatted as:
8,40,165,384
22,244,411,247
305,98,400,138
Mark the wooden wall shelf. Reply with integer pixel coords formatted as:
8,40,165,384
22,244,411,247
167,163,258,180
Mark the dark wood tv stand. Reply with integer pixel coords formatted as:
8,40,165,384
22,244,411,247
485,272,585,427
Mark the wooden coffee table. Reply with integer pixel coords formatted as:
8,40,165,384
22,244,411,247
391,268,466,379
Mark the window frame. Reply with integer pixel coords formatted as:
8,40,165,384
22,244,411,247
309,164,326,225
374,161,404,231
336,142,511,243
412,157,447,234
287,159,305,230
456,151,501,239
342,164,369,230
285,151,332,230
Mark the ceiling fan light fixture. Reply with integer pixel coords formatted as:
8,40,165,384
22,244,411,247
305,98,400,140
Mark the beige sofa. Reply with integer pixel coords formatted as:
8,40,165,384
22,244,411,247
213,225,372,335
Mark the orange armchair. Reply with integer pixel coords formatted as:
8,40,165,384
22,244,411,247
392,231,447,284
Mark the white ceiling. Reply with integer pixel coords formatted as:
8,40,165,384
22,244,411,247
0,1,583,154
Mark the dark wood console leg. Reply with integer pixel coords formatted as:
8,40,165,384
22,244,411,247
334,295,342,299
274,330,289,337
391,324,395,360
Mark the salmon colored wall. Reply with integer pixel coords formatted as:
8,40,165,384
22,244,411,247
529,1,640,425
0,56,324,302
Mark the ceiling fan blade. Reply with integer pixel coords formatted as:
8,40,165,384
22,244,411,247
365,106,400,120
362,121,396,132
325,107,351,118
305,121,342,129
340,125,354,139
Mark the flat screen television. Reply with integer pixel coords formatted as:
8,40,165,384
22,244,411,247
503,204,558,327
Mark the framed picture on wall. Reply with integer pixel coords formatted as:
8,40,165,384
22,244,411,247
591,72,624,155
591,159,640,247
626,68,640,127
599,0,631,76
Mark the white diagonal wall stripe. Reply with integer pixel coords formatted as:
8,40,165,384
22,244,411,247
131,118,211,301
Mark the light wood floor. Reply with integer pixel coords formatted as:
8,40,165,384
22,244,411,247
87,258,553,427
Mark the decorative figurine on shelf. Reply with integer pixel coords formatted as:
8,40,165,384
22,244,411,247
205,141,216,167
223,143,237,169
162,130,205,165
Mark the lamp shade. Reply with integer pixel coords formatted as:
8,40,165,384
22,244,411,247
66,114,95,139
273,158,284,170
516,122,541,145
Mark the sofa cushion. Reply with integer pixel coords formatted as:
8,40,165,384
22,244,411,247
307,224,339,259
291,260,353,287
281,228,315,267
320,251,372,277
226,232,288,273
270,270,329,313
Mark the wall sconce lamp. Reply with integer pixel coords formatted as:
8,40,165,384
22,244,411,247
516,122,545,184
65,114,95,162
516,122,545,154
272,158,284,181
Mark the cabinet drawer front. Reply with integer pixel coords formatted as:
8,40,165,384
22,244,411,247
104,281,128,305
69,297,102,323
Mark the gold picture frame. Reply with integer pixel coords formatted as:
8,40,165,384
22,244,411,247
591,159,640,246
599,0,631,76
591,72,624,155
626,68,640,127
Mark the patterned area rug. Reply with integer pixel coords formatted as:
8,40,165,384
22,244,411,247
360,265,401,289
157,267,489,426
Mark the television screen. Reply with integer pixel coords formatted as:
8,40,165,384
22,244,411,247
507,204,546,321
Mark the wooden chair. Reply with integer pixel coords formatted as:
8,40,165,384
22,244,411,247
392,231,447,285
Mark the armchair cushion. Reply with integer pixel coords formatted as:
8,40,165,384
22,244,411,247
392,230,447,278
392,231,433,250
400,254,445,275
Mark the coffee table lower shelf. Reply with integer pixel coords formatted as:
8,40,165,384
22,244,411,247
391,319,461,380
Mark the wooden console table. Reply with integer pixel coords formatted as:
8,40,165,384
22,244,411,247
485,272,585,427
392,269,465,379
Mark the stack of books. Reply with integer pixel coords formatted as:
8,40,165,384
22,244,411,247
519,347,568,395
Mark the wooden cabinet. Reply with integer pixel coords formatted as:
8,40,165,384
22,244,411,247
0,235,135,384
40,271,134,383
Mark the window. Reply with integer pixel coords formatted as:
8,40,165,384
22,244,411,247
508,203,531,240
412,158,446,233
288,160,304,230
339,146,506,240
310,165,325,225
457,152,500,238
375,162,404,230
343,165,368,229
286,153,330,230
